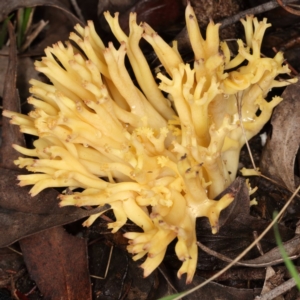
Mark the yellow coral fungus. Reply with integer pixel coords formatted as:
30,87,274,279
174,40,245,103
3,3,296,283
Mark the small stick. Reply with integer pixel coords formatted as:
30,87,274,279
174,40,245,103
276,0,300,16
69,0,85,23
220,0,299,29
255,277,298,300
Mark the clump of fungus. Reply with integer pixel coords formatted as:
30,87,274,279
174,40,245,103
3,3,296,283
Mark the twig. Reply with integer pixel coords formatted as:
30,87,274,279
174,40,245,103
236,93,258,171
158,265,179,293
253,231,265,255
276,0,300,15
255,277,298,300
273,46,298,75
7,246,23,256
0,269,26,288
197,240,299,268
19,20,49,52
24,285,37,296
220,0,299,29
197,266,300,281
90,246,113,279
10,275,19,300
69,0,85,23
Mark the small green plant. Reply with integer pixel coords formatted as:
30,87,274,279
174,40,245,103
0,15,12,49
273,211,300,290
158,292,185,300
16,7,33,49
0,7,34,50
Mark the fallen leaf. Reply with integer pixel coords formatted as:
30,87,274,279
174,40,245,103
260,78,300,191
20,226,92,300
217,177,251,228
174,274,258,300
0,48,9,98
0,168,110,247
0,22,25,170
17,57,40,101
192,177,251,234
242,235,300,266
118,0,185,33
0,0,82,25
196,266,298,282
194,214,294,272
0,248,24,285
197,234,300,268
97,0,139,17
260,267,284,298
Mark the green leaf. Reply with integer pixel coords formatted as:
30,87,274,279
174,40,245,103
0,15,13,49
273,211,300,290
17,7,33,49
158,292,185,300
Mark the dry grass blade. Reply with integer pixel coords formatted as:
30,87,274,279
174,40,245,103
197,239,300,268
236,94,257,171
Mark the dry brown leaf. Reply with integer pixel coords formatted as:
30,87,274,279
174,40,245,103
260,267,284,299
242,235,300,266
216,177,250,228
260,78,300,191
21,226,92,300
17,57,41,100
118,0,184,33
0,49,9,98
197,234,300,268
193,177,251,237
0,248,24,288
0,18,109,249
0,0,82,24
174,274,258,300
97,0,139,16
0,22,25,170
0,168,110,247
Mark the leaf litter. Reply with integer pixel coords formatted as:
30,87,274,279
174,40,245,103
20,226,92,300
1,0,300,299
260,77,300,192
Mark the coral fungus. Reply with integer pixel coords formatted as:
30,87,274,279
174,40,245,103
3,3,296,283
